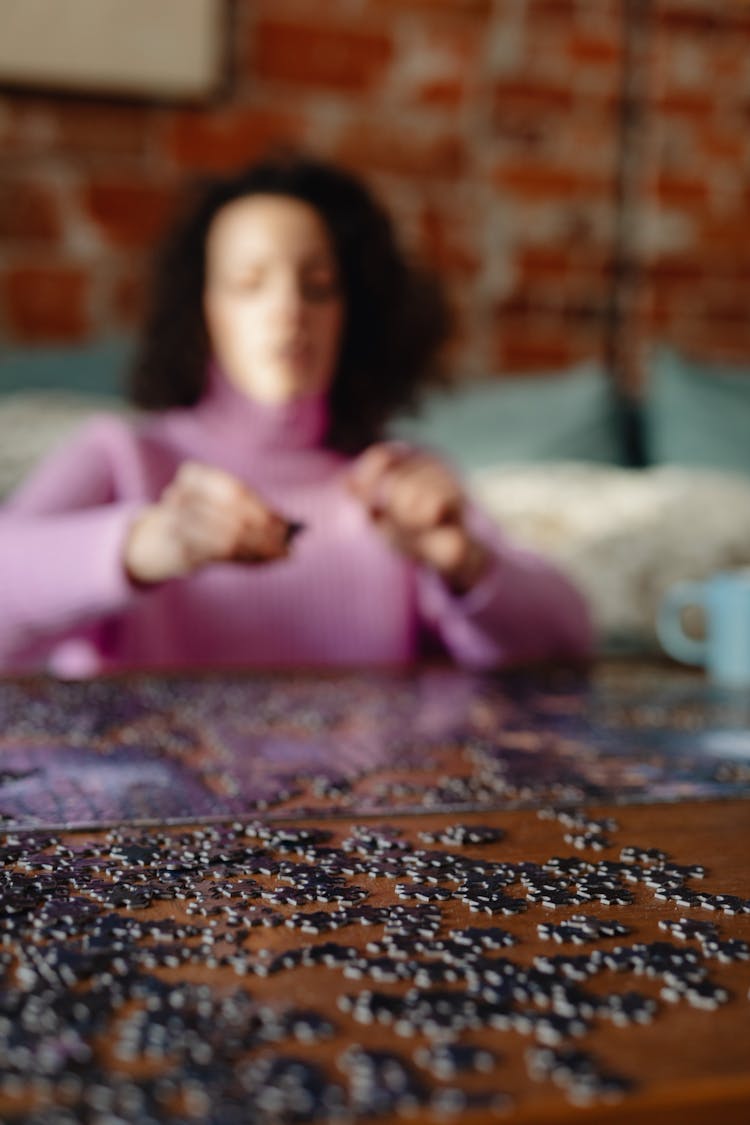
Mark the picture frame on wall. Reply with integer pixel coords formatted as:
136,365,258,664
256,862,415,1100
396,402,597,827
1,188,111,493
0,0,228,102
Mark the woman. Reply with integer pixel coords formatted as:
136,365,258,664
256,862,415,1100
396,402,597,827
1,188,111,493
0,151,592,676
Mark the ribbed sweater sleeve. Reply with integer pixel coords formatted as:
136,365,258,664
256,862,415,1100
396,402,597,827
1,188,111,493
0,419,144,668
416,504,593,669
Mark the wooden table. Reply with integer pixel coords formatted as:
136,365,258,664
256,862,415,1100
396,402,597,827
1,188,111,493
0,662,748,1124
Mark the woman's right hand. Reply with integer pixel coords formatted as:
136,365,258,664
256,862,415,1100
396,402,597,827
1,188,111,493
124,461,293,585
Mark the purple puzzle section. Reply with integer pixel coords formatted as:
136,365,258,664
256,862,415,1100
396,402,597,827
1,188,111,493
1,669,749,830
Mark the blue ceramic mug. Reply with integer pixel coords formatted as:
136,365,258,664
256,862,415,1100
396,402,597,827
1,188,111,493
656,570,750,687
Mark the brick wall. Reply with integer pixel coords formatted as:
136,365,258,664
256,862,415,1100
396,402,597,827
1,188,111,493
0,0,748,390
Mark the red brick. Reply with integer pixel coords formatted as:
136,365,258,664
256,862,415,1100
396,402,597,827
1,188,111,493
567,118,621,169
719,259,750,282
492,327,597,373
527,0,621,16
335,122,468,180
519,248,617,286
493,284,610,363
691,256,750,285
110,257,149,328
699,130,745,163
166,107,305,172
419,311,470,376
493,162,614,200
418,205,479,278
83,179,177,248
517,247,572,282
368,0,491,12
567,33,623,66
498,287,609,321
646,257,706,284
645,292,672,330
2,97,155,158
3,263,90,343
416,79,466,108
0,178,63,244
58,103,156,157
398,24,480,111
652,91,714,119
491,118,549,150
655,174,709,207
699,215,750,263
703,295,750,322
253,20,393,93
492,80,574,117
654,6,733,35
525,0,579,18
664,322,750,363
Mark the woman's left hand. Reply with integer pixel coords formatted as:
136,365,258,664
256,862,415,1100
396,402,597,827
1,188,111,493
349,443,489,593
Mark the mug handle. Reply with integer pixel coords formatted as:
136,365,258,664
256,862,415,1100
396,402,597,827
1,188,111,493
656,582,707,666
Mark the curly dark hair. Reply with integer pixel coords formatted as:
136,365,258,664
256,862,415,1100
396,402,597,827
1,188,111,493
128,149,452,454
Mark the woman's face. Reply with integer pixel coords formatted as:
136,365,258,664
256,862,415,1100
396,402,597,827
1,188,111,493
203,194,345,403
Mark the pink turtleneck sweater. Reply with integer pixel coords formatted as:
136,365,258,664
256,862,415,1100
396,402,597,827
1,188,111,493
0,371,592,677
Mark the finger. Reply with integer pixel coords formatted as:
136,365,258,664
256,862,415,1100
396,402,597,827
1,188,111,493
372,509,464,564
173,460,237,496
168,482,277,538
178,520,233,569
172,461,257,512
348,442,412,511
233,510,291,562
172,496,291,564
383,459,463,531
169,464,293,551
363,513,417,567
412,523,473,576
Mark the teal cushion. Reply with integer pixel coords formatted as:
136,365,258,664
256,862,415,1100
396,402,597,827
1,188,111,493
0,345,625,471
0,337,132,399
646,348,750,475
387,360,622,470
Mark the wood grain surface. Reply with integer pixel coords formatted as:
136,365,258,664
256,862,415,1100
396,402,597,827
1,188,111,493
1,797,748,1124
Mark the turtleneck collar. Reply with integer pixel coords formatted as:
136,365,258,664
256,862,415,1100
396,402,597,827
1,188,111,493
194,359,332,453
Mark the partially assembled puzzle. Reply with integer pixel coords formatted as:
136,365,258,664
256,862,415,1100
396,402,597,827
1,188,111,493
1,667,749,829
